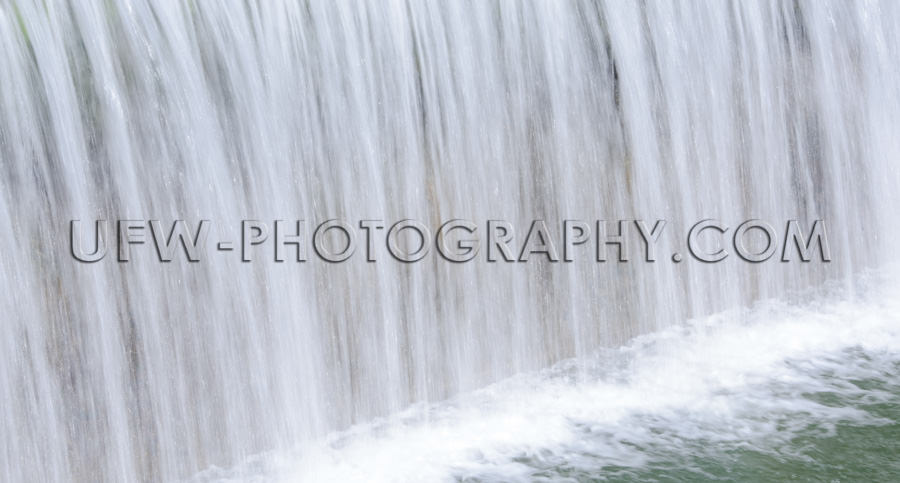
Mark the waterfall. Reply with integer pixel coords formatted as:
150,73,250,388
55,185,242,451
1,1,898,480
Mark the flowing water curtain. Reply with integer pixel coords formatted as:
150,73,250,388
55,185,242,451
0,0,898,481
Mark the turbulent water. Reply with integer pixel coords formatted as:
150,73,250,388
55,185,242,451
1,1,899,481
194,270,900,482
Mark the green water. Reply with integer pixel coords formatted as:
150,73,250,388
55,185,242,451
461,350,900,482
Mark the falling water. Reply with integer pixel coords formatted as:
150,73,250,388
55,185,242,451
1,1,898,481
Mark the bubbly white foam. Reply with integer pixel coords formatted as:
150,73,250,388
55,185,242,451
194,271,900,482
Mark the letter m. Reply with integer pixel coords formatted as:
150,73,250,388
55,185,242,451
782,220,831,262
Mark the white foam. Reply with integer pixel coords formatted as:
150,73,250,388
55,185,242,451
195,271,900,482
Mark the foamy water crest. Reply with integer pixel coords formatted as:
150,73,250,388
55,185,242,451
193,270,900,482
